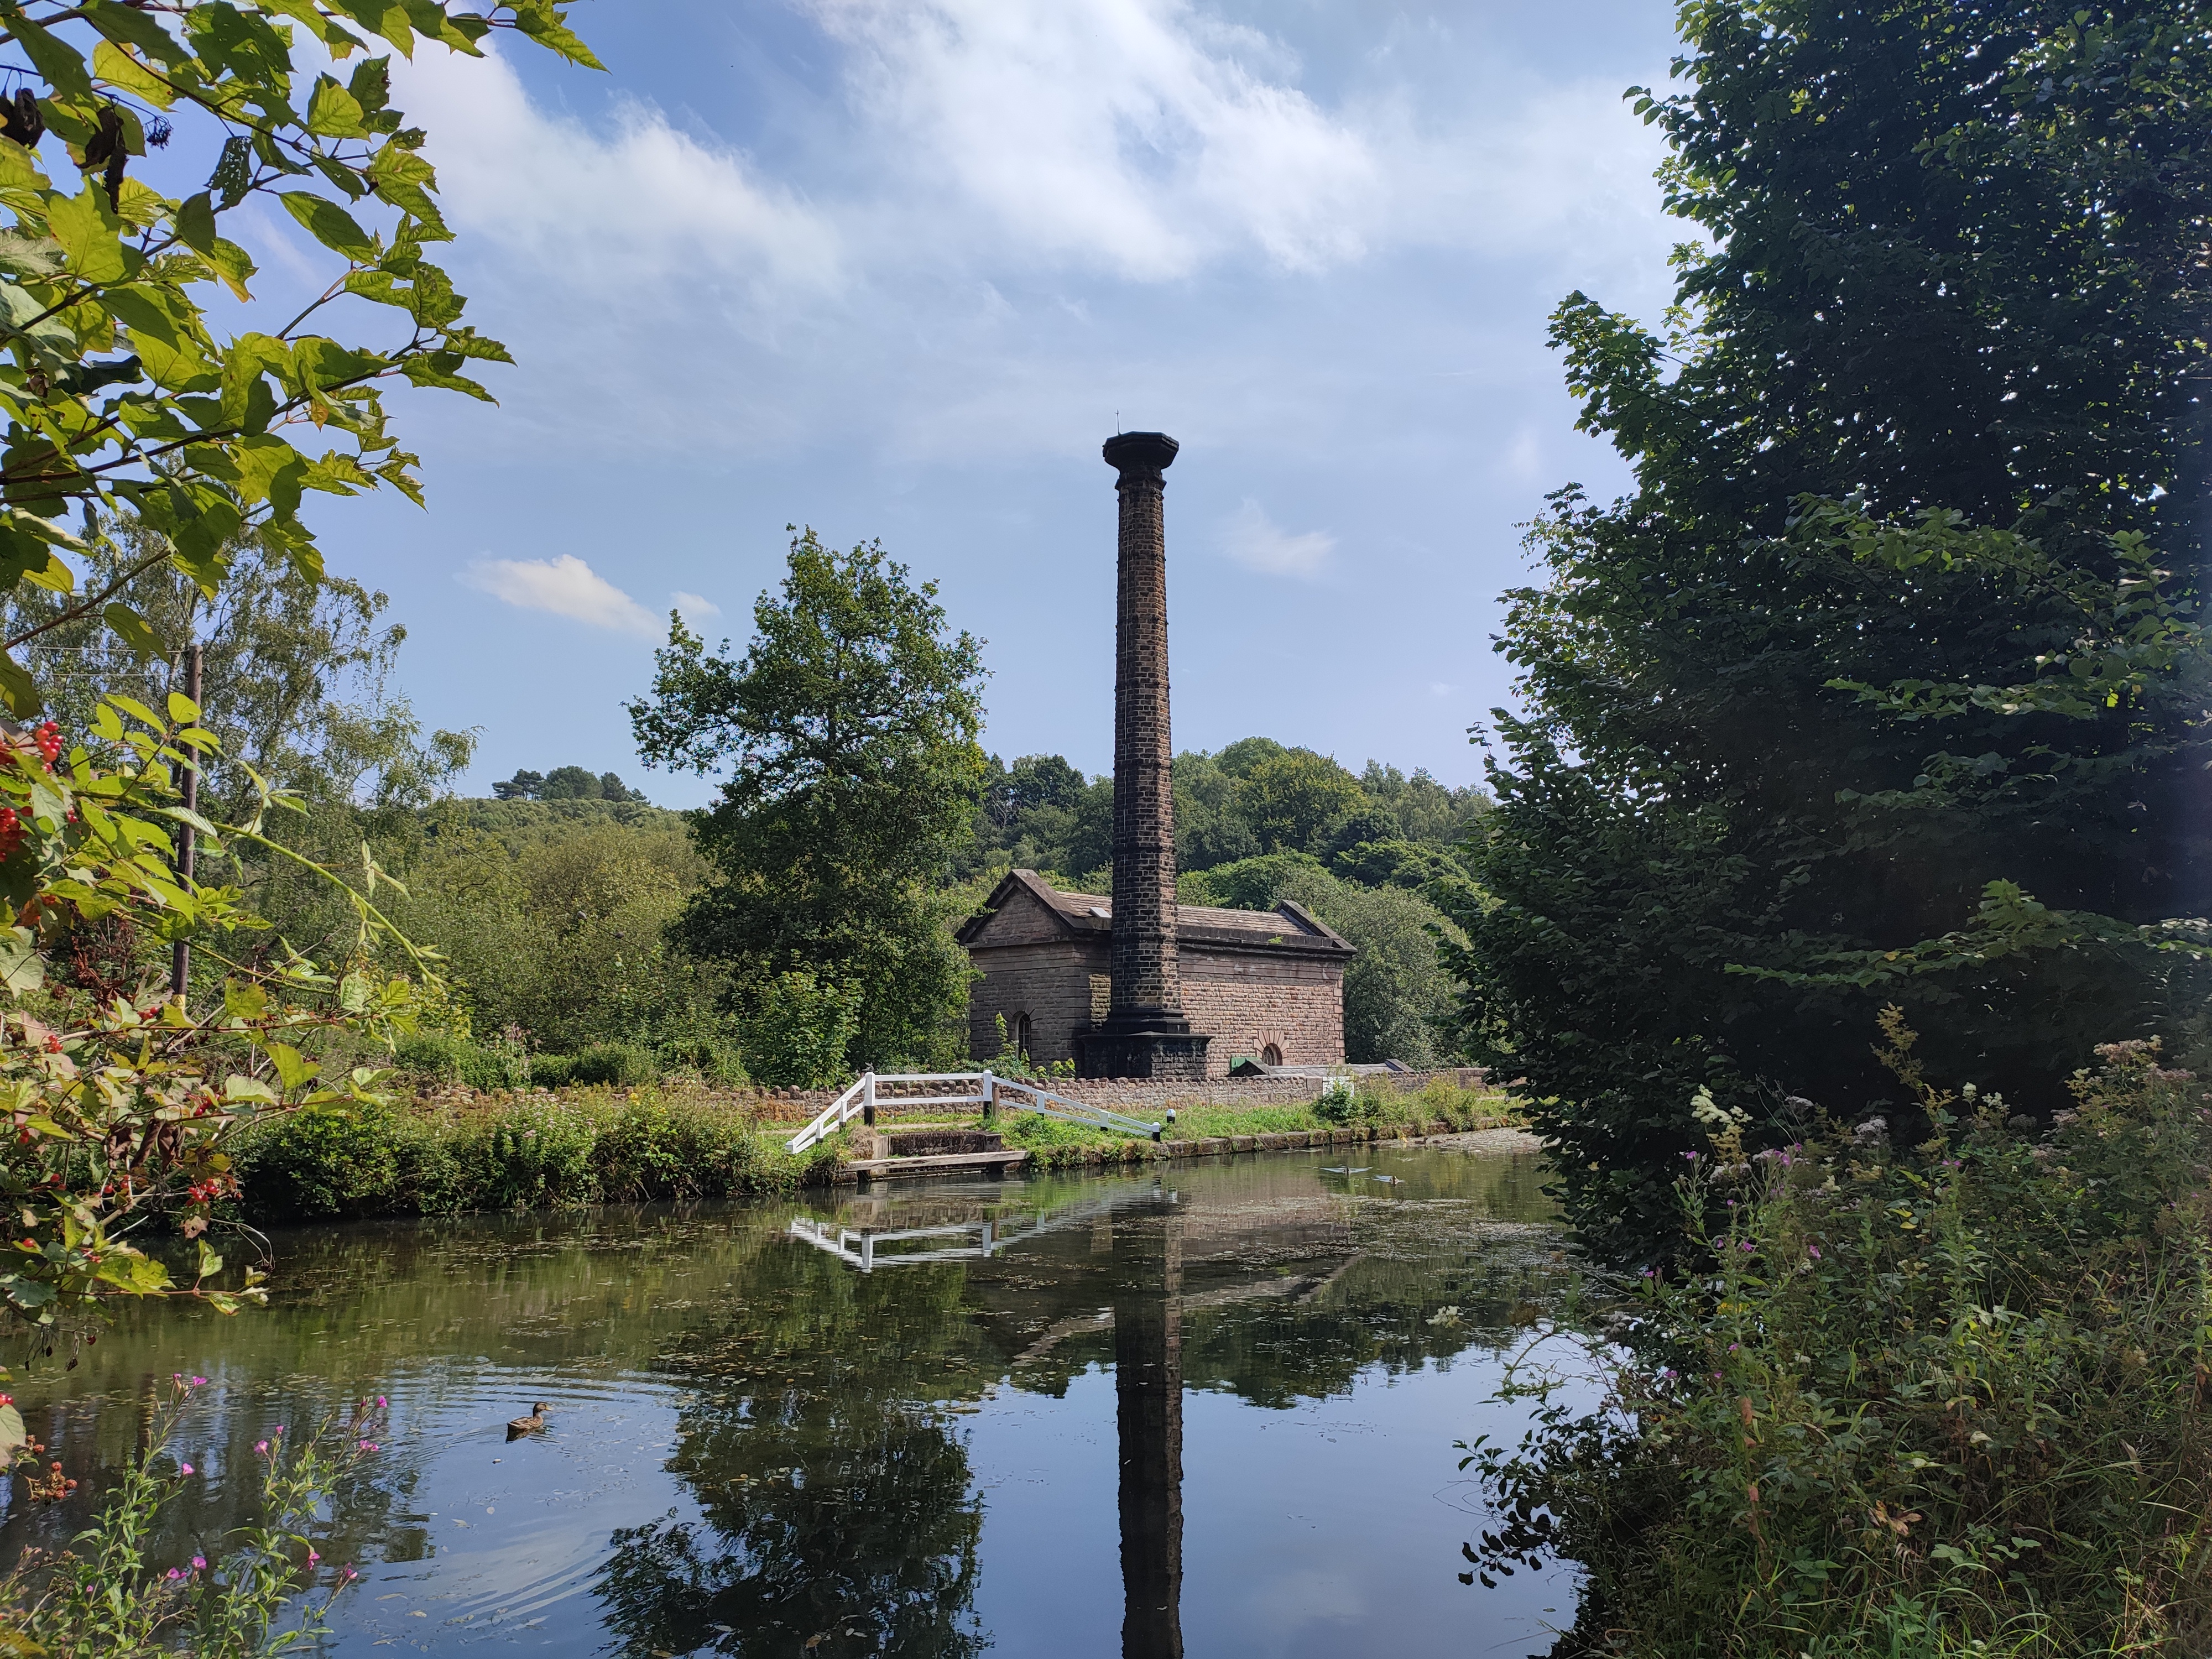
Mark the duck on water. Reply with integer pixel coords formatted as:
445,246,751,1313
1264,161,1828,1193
507,1403,550,1441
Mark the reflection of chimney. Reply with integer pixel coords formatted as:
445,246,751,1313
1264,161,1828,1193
1114,1203,1183,1659
1084,433,1209,1080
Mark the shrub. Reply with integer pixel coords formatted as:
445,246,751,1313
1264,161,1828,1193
738,969,859,1087
1465,1024,2212,1656
1312,1078,1380,1126
460,1099,599,1209
236,1105,405,1222
530,1053,576,1090
390,1033,529,1093
568,1043,658,1087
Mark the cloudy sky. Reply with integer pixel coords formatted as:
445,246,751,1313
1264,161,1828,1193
276,0,1687,806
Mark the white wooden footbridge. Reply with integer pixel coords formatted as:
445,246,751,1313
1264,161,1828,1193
784,1071,1164,1155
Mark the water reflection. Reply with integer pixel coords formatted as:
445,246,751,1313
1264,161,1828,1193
0,1144,1573,1657
1113,1196,1183,1659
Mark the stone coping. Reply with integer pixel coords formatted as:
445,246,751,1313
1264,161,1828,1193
822,1116,1518,1182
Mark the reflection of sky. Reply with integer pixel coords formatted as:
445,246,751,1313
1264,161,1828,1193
972,1358,1589,1659
0,1147,1578,1654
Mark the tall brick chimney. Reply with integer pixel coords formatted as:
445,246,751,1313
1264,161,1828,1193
1082,432,1210,1080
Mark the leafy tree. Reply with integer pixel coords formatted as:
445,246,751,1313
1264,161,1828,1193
491,769,543,801
1446,0,2212,1261
3,510,472,823
1233,749,1365,855
0,0,597,716
630,529,989,1069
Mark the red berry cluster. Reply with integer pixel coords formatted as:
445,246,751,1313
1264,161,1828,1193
32,721,59,768
0,807,19,863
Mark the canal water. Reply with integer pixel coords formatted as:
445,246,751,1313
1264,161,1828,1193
0,1140,1585,1657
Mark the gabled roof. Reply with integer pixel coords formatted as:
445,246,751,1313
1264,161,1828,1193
956,869,1355,957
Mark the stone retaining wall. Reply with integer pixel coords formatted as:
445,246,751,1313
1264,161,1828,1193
746,1066,1490,1123
830,1116,1513,1182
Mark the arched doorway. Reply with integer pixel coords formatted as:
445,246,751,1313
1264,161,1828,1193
1260,1043,1283,1067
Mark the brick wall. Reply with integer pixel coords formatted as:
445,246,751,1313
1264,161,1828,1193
1179,944,1343,1074
968,936,1111,1065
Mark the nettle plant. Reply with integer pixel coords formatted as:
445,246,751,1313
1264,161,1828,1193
0,693,436,1467
0,0,598,709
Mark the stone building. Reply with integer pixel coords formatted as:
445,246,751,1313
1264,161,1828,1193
958,869,1354,1076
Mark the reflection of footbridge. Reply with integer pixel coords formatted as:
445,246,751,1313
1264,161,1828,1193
786,1182,1160,1273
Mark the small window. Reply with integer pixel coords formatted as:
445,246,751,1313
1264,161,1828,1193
1261,1043,1283,1067
1012,1013,1033,1058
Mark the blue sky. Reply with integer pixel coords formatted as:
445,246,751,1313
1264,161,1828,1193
280,0,1687,807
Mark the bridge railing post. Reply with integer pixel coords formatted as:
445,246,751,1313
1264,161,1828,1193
982,1070,997,1129
862,1072,877,1129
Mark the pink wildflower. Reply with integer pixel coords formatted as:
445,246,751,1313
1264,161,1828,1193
191,1556,206,1571
306,1548,319,1566
255,1441,268,1454
179,1463,193,1475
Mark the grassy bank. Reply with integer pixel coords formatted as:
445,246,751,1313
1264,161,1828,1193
997,1076,1514,1166
1468,1031,2212,1657
233,1078,1517,1223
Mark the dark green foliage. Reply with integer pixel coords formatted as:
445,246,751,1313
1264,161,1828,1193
630,529,989,1069
966,741,1484,889
1469,1037,2212,1656
568,1042,657,1087
1448,0,2212,1264
234,1093,802,1223
494,765,649,802
394,1032,529,1092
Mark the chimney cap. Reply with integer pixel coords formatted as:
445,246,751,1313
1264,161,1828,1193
1103,431,1178,472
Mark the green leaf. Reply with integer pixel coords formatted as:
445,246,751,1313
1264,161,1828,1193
46,182,127,284
0,653,40,718
9,12,97,102
305,76,368,137
102,602,168,658
278,191,377,262
91,40,176,109
166,690,200,724
507,0,606,69
173,190,217,254
0,929,43,995
83,0,195,68
264,1040,319,1092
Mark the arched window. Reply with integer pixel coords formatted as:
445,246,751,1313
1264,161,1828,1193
1260,1043,1283,1067
1012,1013,1033,1059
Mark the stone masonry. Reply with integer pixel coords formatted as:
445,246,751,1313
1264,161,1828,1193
959,869,1353,1077
1083,431,1209,1079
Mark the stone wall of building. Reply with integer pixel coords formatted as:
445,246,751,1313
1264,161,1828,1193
969,937,1347,1077
967,937,1110,1066
1178,946,1343,1074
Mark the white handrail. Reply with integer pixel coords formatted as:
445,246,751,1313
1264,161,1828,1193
783,1070,1164,1155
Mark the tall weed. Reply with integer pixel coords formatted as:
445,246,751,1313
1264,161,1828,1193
1465,1025,2212,1656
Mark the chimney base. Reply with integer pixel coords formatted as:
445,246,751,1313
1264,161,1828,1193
1077,1021,1212,1081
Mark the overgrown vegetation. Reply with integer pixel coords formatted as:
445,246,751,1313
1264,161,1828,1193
233,1086,832,1222
1470,1028,2212,1657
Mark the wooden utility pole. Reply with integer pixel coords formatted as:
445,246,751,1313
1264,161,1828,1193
170,643,202,1002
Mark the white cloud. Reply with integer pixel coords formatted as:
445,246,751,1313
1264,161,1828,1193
460,555,662,637
809,0,1379,279
671,590,722,624
1222,499,1332,579
398,45,842,300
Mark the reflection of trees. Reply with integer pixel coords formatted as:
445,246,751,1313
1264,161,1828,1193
595,1220,1000,1659
598,1410,983,1659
